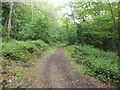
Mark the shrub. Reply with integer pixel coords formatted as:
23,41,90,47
65,44,119,84
2,39,48,62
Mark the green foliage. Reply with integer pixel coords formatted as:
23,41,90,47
2,39,48,62
62,1,118,51
2,2,60,43
67,25,77,45
65,45,119,84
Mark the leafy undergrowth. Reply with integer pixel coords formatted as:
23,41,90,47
64,44,119,85
2,39,49,62
1,39,59,88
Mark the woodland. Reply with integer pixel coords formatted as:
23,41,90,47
1,0,120,88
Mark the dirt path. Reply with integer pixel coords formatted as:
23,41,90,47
29,46,109,88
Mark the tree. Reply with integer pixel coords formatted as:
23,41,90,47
7,2,13,40
118,1,120,57
61,1,118,51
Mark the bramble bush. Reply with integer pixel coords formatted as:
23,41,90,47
65,45,119,84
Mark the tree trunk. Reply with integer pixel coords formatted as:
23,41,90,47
66,18,69,44
31,2,34,21
118,1,120,57
107,0,117,51
70,2,75,24
7,2,13,40
107,0,116,27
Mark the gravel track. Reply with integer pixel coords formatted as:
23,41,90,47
42,46,106,88
29,46,110,88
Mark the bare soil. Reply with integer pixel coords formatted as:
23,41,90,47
28,46,112,88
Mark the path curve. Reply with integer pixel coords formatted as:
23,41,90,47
42,46,105,88
30,46,108,88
